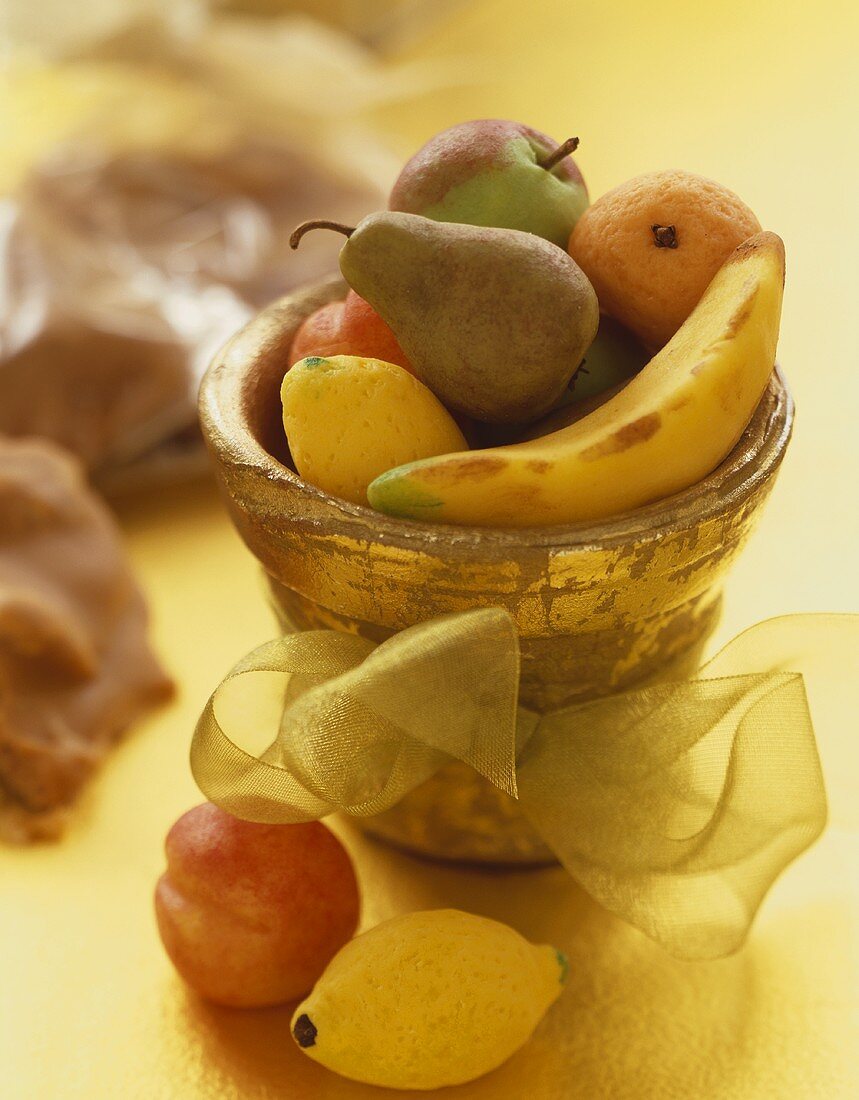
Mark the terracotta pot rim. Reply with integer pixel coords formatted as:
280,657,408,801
200,275,794,550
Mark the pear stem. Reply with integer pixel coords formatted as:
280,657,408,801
290,220,356,250
538,136,579,172
651,224,678,249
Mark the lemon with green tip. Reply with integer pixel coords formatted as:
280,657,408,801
290,908,567,1090
281,354,466,506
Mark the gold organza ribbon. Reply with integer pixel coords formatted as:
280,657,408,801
190,609,853,960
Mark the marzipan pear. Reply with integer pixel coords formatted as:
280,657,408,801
290,213,599,424
561,315,648,404
367,232,785,527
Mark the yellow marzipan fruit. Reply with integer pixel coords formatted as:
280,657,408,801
368,232,784,527
290,908,566,1090
281,355,467,506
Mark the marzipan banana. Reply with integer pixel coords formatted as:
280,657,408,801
368,232,785,527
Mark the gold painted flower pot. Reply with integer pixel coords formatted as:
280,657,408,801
199,276,793,864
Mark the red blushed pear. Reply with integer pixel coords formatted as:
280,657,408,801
289,291,413,374
389,119,589,248
154,804,360,1007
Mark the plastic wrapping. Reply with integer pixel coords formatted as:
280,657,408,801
0,13,423,488
0,136,380,484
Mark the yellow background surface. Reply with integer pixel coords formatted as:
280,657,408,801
2,2,858,1097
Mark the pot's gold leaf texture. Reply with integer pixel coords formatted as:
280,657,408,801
200,278,792,863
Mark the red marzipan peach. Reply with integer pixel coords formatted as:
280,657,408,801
289,300,349,363
155,804,360,1007
341,290,413,372
289,291,413,373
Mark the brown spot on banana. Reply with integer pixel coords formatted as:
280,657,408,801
724,283,758,338
580,413,662,460
422,456,507,484
725,231,784,276
526,459,551,473
692,283,758,378
500,482,543,509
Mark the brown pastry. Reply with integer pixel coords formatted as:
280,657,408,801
0,140,379,481
0,437,173,841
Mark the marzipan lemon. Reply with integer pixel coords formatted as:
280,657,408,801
291,908,567,1090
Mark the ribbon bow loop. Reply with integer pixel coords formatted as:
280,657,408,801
191,607,519,822
191,609,841,960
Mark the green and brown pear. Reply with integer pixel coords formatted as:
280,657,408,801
291,212,599,424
